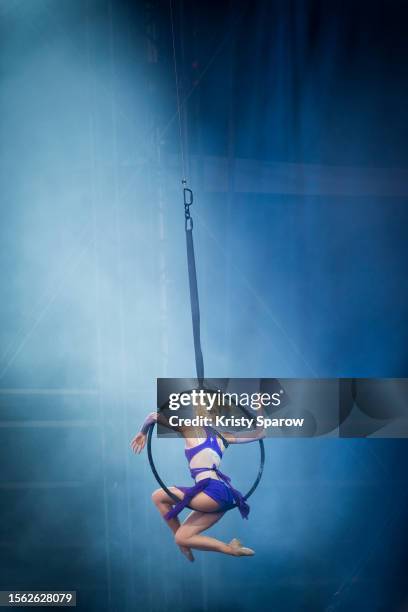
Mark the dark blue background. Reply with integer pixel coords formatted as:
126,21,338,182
0,1,407,610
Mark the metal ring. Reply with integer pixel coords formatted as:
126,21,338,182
147,422,265,513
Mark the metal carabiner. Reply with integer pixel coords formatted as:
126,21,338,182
183,180,194,231
183,186,194,208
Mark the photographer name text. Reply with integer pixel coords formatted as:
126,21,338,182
167,414,304,429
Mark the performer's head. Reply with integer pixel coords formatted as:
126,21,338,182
193,390,232,422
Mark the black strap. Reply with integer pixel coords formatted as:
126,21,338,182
184,182,204,385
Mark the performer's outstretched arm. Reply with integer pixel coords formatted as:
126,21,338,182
221,408,266,444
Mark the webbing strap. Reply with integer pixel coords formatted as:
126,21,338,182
186,226,204,384
184,182,204,385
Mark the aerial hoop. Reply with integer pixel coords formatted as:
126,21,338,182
146,175,267,512
145,177,266,513
147,421,265,513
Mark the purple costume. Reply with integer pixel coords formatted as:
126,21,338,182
164,427,249,520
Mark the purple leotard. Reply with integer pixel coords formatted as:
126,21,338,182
164,427,249,520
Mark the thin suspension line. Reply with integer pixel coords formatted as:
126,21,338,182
169,0,187,180
159,1,250,144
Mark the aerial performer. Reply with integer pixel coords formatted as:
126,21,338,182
129,178,266,561
131,402,266,561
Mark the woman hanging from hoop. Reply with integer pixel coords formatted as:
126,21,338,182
131,400,265,562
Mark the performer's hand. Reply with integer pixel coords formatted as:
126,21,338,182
131,431,146,454
131,413,158,454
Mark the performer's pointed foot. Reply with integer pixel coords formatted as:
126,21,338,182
229,538,255,557
179,545,195,562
